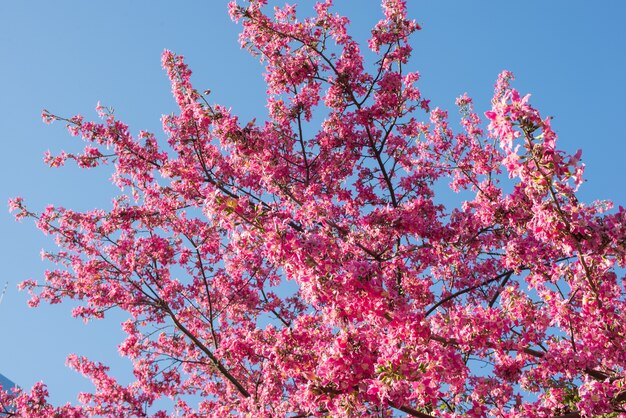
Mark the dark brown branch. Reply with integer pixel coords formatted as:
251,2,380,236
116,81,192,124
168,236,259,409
162,303,251,398
425,270,513,317
488,270,513,307
389,402,435,418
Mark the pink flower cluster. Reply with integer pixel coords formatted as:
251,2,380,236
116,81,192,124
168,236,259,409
6,1,626,417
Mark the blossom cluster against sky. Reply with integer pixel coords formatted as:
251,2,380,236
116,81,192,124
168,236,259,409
0,0,624,406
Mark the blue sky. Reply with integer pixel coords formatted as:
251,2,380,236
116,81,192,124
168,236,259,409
0,0,625,408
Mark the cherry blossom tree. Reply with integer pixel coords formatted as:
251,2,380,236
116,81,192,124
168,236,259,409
4,1,626,417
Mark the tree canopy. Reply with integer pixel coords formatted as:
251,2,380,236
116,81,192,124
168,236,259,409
3,1,626,417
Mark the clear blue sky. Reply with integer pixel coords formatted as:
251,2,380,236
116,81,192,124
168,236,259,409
0,0,625,407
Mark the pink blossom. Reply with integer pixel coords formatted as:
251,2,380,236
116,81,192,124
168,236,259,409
7,2,626,417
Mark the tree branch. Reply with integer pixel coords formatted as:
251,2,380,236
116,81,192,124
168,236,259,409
389,402,435,418
162,303,251,398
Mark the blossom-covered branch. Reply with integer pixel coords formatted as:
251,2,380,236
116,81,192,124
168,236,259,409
6,1,626,417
